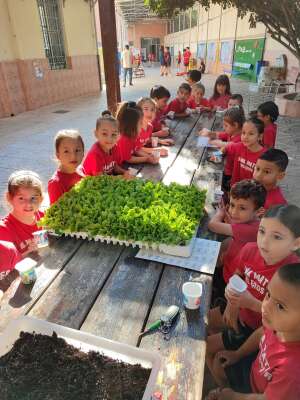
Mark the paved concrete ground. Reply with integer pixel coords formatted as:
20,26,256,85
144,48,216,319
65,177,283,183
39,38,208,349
0,66,299,217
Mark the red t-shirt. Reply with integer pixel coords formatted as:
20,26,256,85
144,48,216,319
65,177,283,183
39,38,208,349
0,240,21,281
264,187,287,210
263,123,277,148
0,212,44,255
117,135,137,162
183,50,191,65
152,108,167,132
83,142,122,176
250,328,300,400
225,142,266,186
234,243,299,329
223,220,260,283
48,170,83,205
187,97,211,109
209,94,231,110
166,98,188,114
135,123,153,150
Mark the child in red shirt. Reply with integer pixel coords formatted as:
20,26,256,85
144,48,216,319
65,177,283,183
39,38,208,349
136,97,172,156
48,130,85,204
83,114,130,178
253,148,288,212
187,82,211,111
150,85,171,137
0,240,21,301
208,180,266,299
209,74,231,110
0,170,44,257
207,263,300,400
257,101,279,148
165,83,192,119
206,204,300,384
223,117,266,186
186,69,202,86
116,101,159,165
228,93,244,109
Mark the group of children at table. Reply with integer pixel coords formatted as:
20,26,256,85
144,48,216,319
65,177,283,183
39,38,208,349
0,71,300,398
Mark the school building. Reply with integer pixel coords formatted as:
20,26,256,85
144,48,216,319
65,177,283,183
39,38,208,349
0,0,101,118
163,4,299,84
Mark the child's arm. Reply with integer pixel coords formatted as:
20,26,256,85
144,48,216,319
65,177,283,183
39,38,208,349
208,208,233,236
113,164,134,180
225,287,262,313
218,327,263,368
152,129,169,138
214,388,266,400
209,139,227,148
158,138,174,146
174,112,190,118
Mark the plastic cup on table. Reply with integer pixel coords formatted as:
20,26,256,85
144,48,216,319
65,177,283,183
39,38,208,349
151,137,159,147
214,188,224,203
15,258,37,284
182,281,203,310
227,274,247,294
195,107,201,114
33,230,49,248
153,149,160,160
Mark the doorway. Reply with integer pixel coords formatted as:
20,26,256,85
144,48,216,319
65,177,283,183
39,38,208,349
141,38,160,61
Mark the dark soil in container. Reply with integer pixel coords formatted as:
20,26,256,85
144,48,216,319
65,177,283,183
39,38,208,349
0,331,151,400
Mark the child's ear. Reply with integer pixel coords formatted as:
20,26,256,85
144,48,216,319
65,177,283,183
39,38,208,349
277,171,286,182
94,129,98,138
292,237,300,252
6,192,12,204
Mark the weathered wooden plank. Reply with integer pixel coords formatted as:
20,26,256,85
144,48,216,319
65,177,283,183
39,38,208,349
28,241,124,329
139,115,201,182
0,237,82,332
163,113,216,186
80,247,164,346
139,267,212,400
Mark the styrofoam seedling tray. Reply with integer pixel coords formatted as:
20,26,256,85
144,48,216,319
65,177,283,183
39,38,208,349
0,316,161,400
48,230,194,258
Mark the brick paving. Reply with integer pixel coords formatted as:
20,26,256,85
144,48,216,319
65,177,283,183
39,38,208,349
0,66,299,217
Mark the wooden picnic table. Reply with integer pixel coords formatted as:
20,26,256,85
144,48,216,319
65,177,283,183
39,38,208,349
0,111,221,400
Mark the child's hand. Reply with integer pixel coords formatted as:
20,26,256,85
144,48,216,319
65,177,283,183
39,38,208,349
159,148,168,157
198,128,211,137
23,239,38,256
147,155,159,164
217,350,241,367
223,303,239,333
122,171,135,180
159,138,174,146
218,388,237,400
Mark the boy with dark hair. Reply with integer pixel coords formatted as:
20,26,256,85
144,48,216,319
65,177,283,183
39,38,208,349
209,179,266,297
186,69,202,85
228,94,243,108
207,263,300,400
150,85,171,137
166,83,192,118
253,148,288,211
257,101,279,148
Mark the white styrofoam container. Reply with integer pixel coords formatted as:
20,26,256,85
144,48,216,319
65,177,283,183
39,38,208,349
49,230,194,257
0,316,161,400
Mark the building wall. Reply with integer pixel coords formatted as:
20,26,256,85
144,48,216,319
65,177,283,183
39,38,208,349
164,4,298,80
0,0,100,119
127,20,167,49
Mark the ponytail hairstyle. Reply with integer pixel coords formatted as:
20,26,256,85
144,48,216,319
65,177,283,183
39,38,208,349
212,74,231,99
96,113,119,131
116,101,143,138
264,205,300,239
223,106,245,129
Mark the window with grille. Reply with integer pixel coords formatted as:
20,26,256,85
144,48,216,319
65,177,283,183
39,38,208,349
37,0,67,70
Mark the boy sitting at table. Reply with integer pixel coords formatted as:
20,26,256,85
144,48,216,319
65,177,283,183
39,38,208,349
253,148,288,212
165,83,192,119
208,180,266,303
206,263,300,400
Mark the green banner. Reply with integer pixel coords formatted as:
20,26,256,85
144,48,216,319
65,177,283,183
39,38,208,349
232,38,265,82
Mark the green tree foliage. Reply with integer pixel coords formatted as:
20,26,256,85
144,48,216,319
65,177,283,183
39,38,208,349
146,0,300,64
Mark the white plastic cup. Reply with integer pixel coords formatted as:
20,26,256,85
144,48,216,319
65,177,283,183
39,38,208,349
228,274,247,294
182,281,203,310
128,167,138,176
214,189,224,203
195,107,201,113
15,258,37,284
153,149,160,159
33,230,49,248
151,137,159,147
